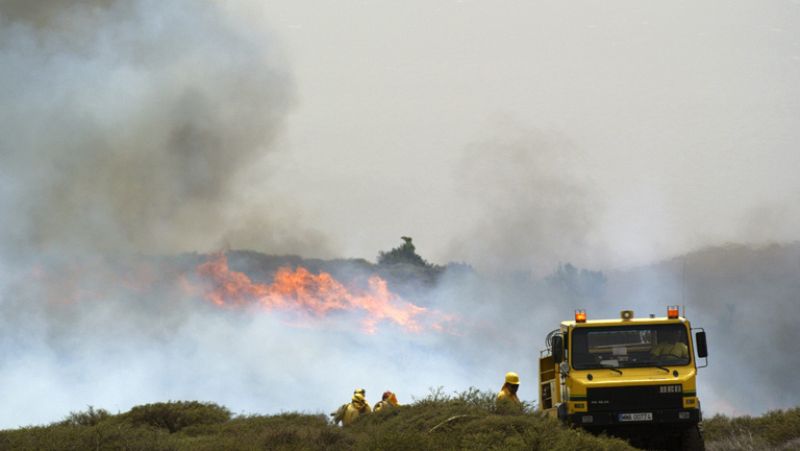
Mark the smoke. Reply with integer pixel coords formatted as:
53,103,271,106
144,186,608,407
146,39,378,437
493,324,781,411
448,123,601,274
0,0,331,258
0,253,482,428
739,203,800,247
0,0,343,428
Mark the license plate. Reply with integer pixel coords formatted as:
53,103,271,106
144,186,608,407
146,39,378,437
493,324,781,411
618,412,653,422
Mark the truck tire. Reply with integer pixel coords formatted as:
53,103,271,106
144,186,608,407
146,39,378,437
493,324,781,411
681,424,705,451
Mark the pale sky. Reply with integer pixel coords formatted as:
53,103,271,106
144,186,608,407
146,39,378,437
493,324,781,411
228,0,800,270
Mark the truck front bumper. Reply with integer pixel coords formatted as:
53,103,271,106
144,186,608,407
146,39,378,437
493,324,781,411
564,408,701,427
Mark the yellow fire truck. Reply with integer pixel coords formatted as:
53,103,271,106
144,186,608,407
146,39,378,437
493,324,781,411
539,307,708,450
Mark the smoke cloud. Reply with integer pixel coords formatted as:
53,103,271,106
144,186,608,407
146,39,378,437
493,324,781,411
448,123,601,274
0,0,330,258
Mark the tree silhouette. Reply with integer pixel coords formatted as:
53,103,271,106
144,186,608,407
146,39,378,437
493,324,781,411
377,237,430,267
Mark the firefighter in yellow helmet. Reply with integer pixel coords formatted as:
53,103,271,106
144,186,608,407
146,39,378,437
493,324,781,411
374,390,399,412
497,372,522,406
331,392,372,426
650,329,689,360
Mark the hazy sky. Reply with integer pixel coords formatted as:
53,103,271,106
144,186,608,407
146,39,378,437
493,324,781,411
233,0,800,270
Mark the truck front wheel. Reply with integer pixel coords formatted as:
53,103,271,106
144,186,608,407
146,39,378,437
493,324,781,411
681,424,705,451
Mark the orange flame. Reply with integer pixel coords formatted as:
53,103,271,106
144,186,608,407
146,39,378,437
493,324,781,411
193,253,433,334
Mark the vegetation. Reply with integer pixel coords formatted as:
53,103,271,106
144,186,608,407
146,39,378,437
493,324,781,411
375,236,446,293
377,237,434,268
703,407,800,450
124,401,232,433
0,390,634,451
5,394,800,450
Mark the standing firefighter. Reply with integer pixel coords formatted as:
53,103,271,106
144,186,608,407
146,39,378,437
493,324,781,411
374,390,399,412
331,392,372,426
497,371,522,407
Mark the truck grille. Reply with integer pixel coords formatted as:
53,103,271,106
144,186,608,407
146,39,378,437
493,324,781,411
587,385,683,412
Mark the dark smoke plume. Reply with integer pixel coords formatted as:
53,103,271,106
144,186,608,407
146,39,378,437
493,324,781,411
0,0,324,257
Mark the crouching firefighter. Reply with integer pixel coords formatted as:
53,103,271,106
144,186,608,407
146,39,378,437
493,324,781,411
374,390,399,412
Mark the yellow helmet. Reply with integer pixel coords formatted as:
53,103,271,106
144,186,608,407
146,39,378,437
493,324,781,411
352,393,366,404
354,388,365,396
505,372,520,385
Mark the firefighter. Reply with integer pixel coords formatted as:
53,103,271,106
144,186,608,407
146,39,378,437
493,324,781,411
374,390,399,412
331,392,372,426
651,329,689,359
497,372,521,405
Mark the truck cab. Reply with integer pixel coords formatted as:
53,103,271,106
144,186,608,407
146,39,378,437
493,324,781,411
539,307,708,450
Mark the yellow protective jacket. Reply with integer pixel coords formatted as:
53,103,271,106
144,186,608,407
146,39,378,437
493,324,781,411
335,401,371,426
374,399,399,412
497,387,521,405
373,400,390,412
651,342,688,359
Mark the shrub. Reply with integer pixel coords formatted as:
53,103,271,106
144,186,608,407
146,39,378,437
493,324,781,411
125,401,231,433
60,405,111,426
704,408,800,449
759,407,800,445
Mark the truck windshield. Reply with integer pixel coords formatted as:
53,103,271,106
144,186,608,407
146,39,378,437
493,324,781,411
571,324,690,370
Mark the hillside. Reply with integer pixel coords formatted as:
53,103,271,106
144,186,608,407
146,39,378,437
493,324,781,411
0,390,635,451
3,394,800,451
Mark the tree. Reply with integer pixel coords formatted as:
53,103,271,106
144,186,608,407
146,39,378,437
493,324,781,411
377,237,430,267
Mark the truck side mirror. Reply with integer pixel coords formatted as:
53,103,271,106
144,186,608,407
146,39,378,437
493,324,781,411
551,335,564,363
695,331,708,358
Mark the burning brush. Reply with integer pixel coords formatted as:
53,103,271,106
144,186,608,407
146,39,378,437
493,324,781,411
187,252,453,334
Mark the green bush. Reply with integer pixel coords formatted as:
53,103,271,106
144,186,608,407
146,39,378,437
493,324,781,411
759,407,800,445
704,407,800,449
0,423,180,451
183,413,353,451
59,405,111,426
125,401,231,433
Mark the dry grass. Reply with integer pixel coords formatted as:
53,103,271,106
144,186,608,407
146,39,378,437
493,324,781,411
704,408,800,451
